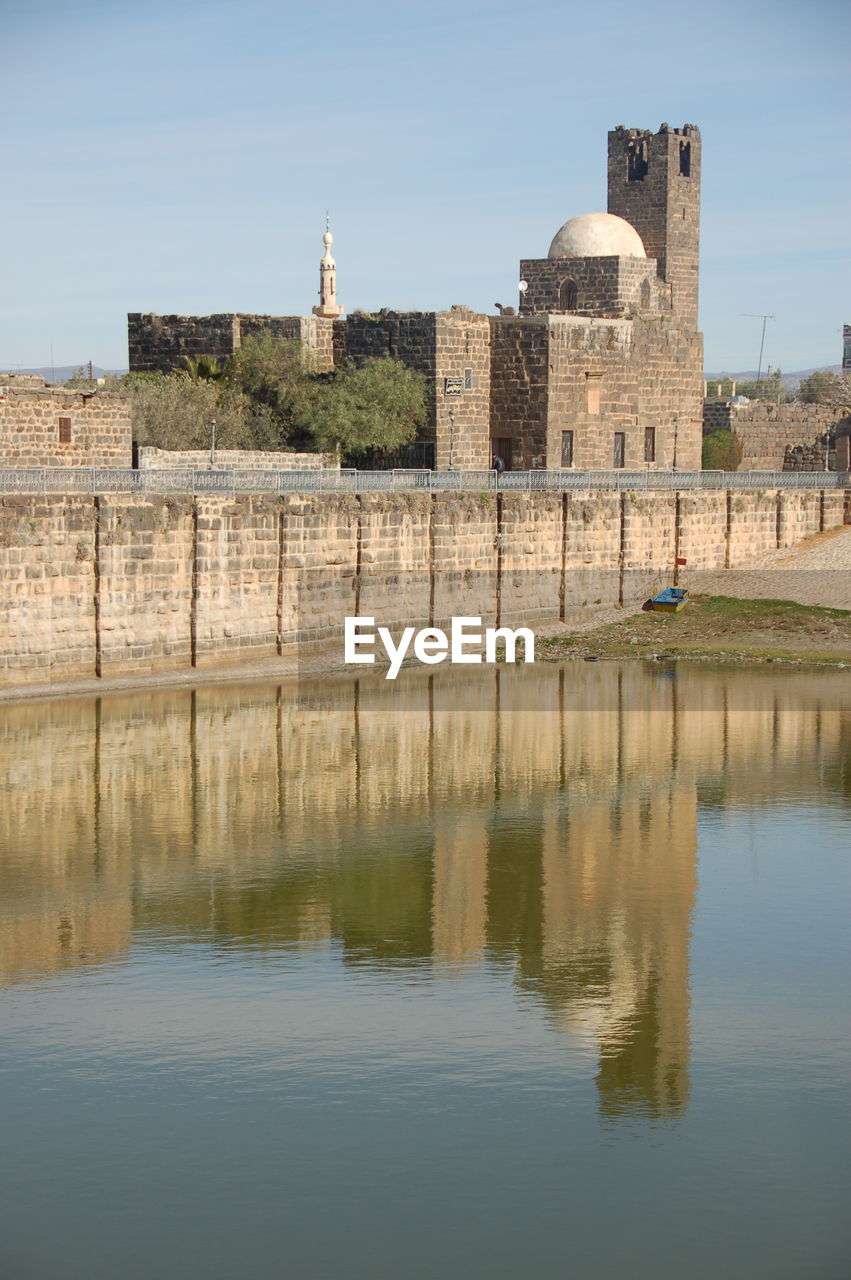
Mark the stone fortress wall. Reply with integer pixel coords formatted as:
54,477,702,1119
127,312,340,374
0,485,846,690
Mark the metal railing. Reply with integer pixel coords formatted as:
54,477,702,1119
0,467,847,495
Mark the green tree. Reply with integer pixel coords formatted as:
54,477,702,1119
798,370,851,406
123,373,278,451
702,429,743,471
734,370,787,403
293,357,427,456
227,333,312,443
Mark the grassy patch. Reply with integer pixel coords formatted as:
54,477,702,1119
539,595,851,666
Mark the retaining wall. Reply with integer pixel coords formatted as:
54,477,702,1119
0,487,847,688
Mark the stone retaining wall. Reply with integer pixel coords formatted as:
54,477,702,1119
1,487,848,689
137,447,337,471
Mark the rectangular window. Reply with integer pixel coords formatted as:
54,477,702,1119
463,367,473,391
561,431,574,468
614,433,625,469
585,372,602,415
58,417,72,444
679,140,691,177
644,427,656,462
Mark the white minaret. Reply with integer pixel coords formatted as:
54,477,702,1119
312,215,344,319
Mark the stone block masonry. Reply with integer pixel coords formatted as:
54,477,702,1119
346,308,491,470
0,487,848,690
128,313,339,375
138,447,338,472
0,375,132,468
703,400,848,472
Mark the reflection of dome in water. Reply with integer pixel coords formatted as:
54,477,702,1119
548,212,646,260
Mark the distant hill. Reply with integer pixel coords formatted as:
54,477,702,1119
705,365,842,392
1,365,128,383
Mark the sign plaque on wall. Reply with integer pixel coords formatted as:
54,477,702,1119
444,377,463,397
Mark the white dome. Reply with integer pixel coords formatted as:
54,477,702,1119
548,212,646,260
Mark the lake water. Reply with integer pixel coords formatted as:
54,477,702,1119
1,664,849,1280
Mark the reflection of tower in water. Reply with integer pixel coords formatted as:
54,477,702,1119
458,666,696,1119
3,665,847,1120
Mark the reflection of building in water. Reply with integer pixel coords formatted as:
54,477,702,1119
1,667,848,1119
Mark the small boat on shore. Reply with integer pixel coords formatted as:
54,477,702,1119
649,587,689,613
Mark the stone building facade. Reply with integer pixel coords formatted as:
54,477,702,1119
127,122,704,472
0,374,132,468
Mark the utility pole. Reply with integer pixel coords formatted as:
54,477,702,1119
741,314,774,386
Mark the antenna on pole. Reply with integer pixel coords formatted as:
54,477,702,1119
741,314,775,386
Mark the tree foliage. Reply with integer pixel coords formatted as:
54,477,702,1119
123,374,278,451
733,370,788,403
306,358,424,455
702,429,743,471
292,356,427,456
226,334,311,444
174,355,227,382
62,336,429,458
798,370,851,407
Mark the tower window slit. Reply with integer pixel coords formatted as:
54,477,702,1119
627,140,648,182
679,141,691,176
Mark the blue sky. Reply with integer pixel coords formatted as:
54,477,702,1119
1,0,848,373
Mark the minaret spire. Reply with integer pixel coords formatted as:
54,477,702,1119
312,215,344,319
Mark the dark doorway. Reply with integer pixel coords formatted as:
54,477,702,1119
491,437,514,470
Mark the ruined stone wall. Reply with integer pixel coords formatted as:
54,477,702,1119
128,313,239,372
0,378,132,467
127,313,337,375
607,125,701,328
702,400,846,471
137,447,336,471
519,256,663,319
0,486,847,689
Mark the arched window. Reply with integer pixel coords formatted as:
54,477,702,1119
640,279,652,310
559,279,577,311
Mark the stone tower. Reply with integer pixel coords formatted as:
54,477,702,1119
607,124,701,327
312,218,344,320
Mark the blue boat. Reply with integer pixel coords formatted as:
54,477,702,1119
649,587,689,613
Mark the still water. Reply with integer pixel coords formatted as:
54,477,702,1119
0,664,848,1279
